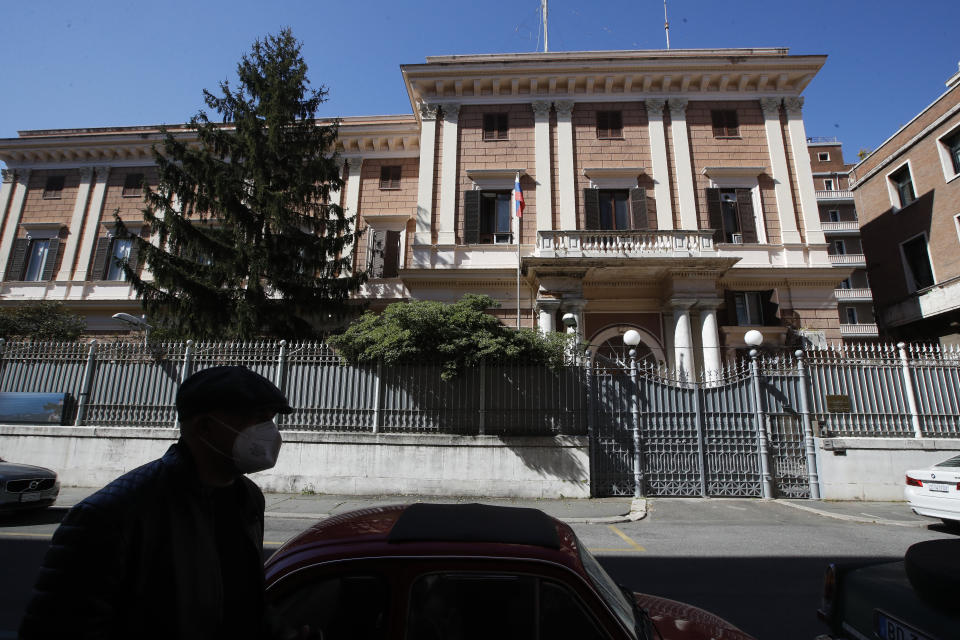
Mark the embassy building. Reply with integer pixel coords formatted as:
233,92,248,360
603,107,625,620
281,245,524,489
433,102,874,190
0,48,847,379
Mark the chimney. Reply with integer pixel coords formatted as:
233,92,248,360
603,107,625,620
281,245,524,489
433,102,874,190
947,61,960,90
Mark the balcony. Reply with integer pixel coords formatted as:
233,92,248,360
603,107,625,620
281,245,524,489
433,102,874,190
820,221,860,234
829,253,866,267
535,230,715,259
834,287,873,302
815,190,854,201
840,323,879,337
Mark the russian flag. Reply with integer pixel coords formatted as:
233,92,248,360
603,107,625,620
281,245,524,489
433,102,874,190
514,173,525,218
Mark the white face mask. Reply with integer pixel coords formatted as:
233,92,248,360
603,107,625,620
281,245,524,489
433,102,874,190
206,417,283,474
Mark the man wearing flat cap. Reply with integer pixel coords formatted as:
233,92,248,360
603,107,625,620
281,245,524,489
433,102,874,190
20,366,293,640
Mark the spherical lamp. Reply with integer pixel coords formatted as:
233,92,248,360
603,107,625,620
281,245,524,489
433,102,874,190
744,329,764,347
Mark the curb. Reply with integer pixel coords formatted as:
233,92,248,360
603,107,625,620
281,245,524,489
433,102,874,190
564,498,647,524
775,500,929,527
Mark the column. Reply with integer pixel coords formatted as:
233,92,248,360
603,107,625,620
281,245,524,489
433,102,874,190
414,102,439,246
699,305,722,381
327,159,347,213
562,299,585,342
555,101,577,231
532,101,553,233
343,157,363,274
0,168,31,282
784,97,826,245
761,98,801,244
668,99,698,230
55,167,95,281
437,103,460,246
73,166,110,282
672,303,695,381
536,298,560,335
645,99,674,230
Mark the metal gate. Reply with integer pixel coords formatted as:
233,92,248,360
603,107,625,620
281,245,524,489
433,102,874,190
590,354,814,499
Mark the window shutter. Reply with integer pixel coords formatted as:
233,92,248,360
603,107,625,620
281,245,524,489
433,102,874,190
706,189,723,243
761,290,779,326
41,239,60,281
735,189,758,243
629,188,649,230
369,229,386,278
723,290,738,326
383,230,401,278
711,112,724,138
7,239,28,281
463,190,481,244
126,238,141,275
90,237,111,281
583,189,600,230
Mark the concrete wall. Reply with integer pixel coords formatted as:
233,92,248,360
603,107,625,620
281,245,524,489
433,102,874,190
0,425,590,499
817,437,960,500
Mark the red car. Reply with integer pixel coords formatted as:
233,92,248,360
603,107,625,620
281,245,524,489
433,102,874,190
264,503,755,640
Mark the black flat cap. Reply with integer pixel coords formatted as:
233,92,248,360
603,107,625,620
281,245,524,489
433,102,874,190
176,366,293,421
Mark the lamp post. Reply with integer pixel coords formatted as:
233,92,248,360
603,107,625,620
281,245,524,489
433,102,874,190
623,329,643,498
112,313,152,347
744,329,774,498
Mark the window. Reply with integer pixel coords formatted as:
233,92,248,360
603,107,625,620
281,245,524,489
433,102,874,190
823,179,834,191
711,110,739,137
900,234,935,291
596,111,623,138
482,113,508,141
42,176,65,200
734,292,765,326
818,152,830,162
406,573,604,640
367,229,401,278
379,166,401,190
122,173,144,198
583,188,649,231
889,165,916,208
479,191,512,243
23,239,51,282
940,129,960,177
829,210,840,222
106,238,133,281
266,574,389,640
844,307,858,324
706,188,757,243
832,239,846,255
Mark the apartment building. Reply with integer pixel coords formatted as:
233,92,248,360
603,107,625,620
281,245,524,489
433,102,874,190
0,48,845,377
806,138,878,339
849,63,960,344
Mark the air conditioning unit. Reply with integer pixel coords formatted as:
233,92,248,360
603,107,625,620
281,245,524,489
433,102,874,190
731,233,743,244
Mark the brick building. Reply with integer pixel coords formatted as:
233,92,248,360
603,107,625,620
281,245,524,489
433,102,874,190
805,138,878,339
849,63,960,344
0,48,847,377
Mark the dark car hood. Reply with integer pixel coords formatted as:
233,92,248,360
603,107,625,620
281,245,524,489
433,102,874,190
0,462,57,478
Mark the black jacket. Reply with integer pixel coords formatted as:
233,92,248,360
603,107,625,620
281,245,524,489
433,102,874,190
19,442,266,640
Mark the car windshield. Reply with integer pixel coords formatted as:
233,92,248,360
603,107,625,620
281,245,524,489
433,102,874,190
576,536,637,638
935,454,960,468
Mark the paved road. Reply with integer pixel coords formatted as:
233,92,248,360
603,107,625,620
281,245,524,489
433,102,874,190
1,496,954,639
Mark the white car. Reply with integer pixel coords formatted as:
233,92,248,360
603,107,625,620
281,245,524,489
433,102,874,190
905,454,960,528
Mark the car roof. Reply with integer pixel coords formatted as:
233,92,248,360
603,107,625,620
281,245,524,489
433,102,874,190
265,503,588,583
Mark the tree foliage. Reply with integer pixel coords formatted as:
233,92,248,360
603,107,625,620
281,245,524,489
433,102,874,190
0,303,85,341
328,294,575,379
117,28,364,340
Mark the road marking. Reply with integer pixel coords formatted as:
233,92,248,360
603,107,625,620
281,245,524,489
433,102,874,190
589,548,645,553
607,525,645,551
0,531,52,539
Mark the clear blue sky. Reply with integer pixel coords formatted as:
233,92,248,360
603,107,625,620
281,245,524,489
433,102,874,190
1,0,957,167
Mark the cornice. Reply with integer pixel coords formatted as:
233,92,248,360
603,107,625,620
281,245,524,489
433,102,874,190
402,50,824,113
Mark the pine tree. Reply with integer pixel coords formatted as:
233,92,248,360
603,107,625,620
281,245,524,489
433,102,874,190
117,29,364,339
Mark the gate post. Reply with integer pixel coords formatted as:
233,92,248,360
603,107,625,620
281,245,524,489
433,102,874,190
693,382,708,497
478,359,486,436
629,349,643,498
795,350,821,499
898,342,923,438
584,351,598,498
750,350,774,499
275,340,288,428
74,340,98,426
371,360,383,434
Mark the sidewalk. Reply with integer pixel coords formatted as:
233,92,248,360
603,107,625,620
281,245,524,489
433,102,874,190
55,486,932,527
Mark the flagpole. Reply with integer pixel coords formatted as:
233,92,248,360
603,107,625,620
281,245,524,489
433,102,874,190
516,172,521,329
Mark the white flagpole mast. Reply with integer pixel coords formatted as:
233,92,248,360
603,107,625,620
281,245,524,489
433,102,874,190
516,172,521,329
663,0,671,49
542,0,548,52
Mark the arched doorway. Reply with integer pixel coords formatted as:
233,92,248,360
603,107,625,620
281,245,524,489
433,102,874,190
587,325,665,368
